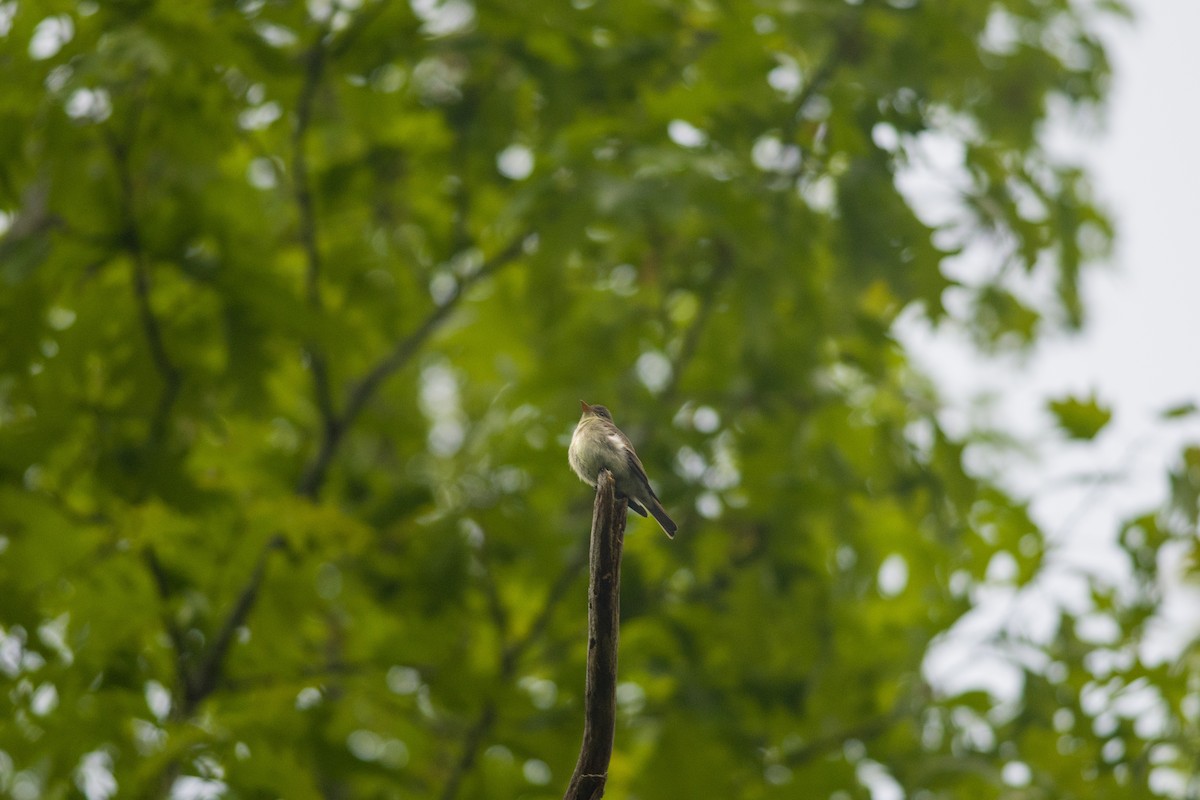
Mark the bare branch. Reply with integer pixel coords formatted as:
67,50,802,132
564,470,627,800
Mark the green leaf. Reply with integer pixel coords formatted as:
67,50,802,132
1161,401,1198,420
1047,393,1113,440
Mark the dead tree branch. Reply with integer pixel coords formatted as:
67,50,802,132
564,469,626,800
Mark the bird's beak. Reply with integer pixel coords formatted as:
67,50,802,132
580,400,592,414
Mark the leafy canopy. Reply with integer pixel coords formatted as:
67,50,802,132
2,1,1196,799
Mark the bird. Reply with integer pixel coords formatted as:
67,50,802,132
568,401,677,538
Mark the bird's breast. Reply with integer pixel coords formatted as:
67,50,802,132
569,422,627,485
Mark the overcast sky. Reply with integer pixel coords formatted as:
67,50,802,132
910,0,1200,699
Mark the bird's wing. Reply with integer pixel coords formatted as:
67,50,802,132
619,435,661,501
601,420,662,500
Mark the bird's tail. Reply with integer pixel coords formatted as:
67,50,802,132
646,497,677,539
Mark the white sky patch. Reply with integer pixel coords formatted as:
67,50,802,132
420,362,465,456
496,144,534,180
171,776,227,800
348,729,384,761
65,88,111,122
871,122,900,153
801,174,835,213
0,3,17,37
1002,761,1032,787
696,491,722,519
635,350,672,393
668,119,707,149
145,680,172,721
877,555,908,597
675,445,707,482
751,134,800,173
692,406,720,433
37,613,73,664
295,686,322,709
31,682,58,715
246,157,277,190
519,675,558,710
899,0,1200,726
29,15,73,60
856,759,903,800
767,58,802,98
523,759,552,785
74,751,117,800
387,665,422,694
616,681,646,714
411,0,475,37
239,101,281,130
254,21,297,48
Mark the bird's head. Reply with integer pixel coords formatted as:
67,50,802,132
580,401,614,422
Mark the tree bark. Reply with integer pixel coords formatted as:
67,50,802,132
563,469,626,800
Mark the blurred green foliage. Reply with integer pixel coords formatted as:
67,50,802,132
1,0,1197,798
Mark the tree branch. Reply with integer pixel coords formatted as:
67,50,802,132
439,545,587,800
142,546,196,710
132,253,183,443
345,233,528,427
109,134,181,445
783,706,904,768
505,546,588,669
186,534,285,712
290,33,342,492
296,232,530,497
439,701,497,800
294,41,327,310
564,470,627,800
661,237,735,405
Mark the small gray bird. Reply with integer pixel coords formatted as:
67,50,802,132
569,401,677,538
